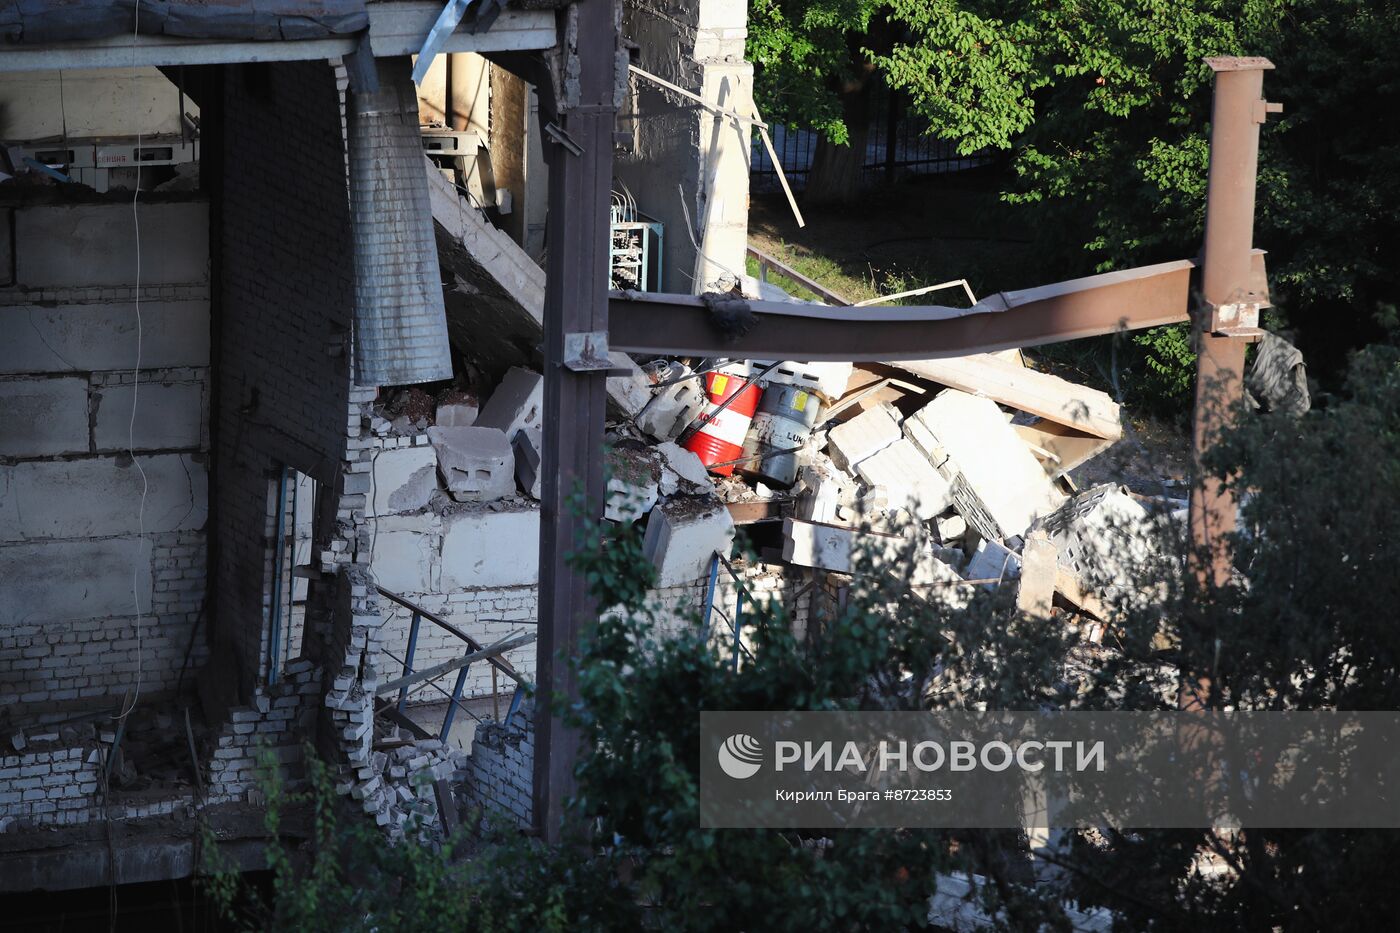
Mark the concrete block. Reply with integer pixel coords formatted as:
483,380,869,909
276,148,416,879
476,367,543,447
794,461,854,523
440,508,540,588
1016,531,1057,620
909,390,1064,539
782,518,913,575
642,498,735,586
655,441,711,496
636,363,705,441
0,301,210,375
93,381,202,451
0,537,153,624
936,514,968,544
965,538,1021,586
0,454,208,542
827,404,901,473
427,426,515,502
606,474,659,524
606,354,654,419
14,202,209,288
0,378,90,457
1029,484,1157,597
513,430,542,499
370,446,440,516
782,517,961,591
436,397,478,427
855,438,953,521
369,515,438,594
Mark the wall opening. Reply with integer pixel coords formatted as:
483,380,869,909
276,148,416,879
264,466,317,682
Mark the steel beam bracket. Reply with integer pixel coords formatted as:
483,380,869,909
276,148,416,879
563,330,613,371
1208,299,1266,340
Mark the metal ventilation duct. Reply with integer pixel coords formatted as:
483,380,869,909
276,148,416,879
347,55,453,387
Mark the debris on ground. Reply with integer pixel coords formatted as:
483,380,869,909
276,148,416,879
367,275,1179,627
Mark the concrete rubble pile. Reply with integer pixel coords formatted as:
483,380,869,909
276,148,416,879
366,281,1174,629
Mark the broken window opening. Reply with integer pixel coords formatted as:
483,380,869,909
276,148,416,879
265,466,317,684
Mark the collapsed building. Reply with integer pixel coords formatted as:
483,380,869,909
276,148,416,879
0,0,1284,900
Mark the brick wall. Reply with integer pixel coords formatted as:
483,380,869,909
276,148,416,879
0,202,211,722
461,704,534,831
211,59,357,709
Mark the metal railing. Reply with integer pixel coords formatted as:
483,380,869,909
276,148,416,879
746,245,853,306
375,586,534,741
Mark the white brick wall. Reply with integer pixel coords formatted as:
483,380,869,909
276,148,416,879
461,707,534,830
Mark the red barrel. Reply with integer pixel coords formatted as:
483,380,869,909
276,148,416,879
684,365,763,475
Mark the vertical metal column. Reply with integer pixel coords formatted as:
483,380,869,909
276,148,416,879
441,665,470,741
1189,57,1278,588
534,0,619,844
398,611,421,713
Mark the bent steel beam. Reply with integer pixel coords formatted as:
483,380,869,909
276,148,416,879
609,252,1268,362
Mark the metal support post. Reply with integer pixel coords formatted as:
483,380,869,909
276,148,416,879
398,611,421,713
441,665,470,741
1189,57,1278,588
533,0,619,844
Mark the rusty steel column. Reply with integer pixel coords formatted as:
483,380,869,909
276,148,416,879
533,0,619,843
1189,57,1277,587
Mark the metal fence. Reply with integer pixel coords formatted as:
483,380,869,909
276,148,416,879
750,85,987,193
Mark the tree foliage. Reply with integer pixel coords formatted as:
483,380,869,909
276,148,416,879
751,0,1400,401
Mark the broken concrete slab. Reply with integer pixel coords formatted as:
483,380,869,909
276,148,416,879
643,498,736,586
935,513,967,544
476,367,543,448
606,474,660,524
783,518,896,574
655,441,711,496
606,354,655,420
428,158,545,381
827,403,901,473
909,389,1065,540
427,426,516,503
854,438,953,520
370,446,440,516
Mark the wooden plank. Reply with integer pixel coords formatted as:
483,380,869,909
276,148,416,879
1013,422,1118,477
894,354,1122,440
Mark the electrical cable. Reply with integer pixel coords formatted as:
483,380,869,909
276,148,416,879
116,0,148,725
